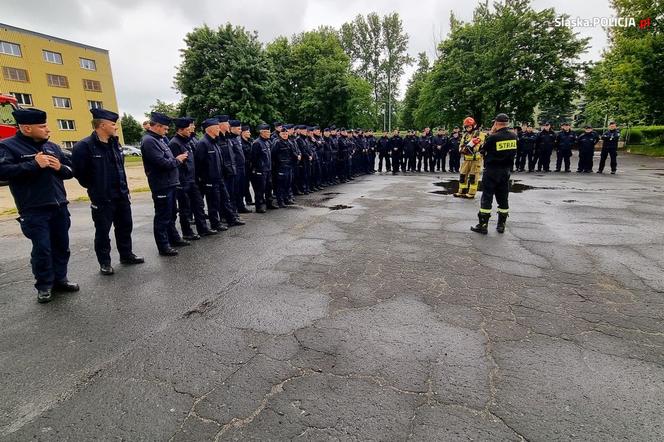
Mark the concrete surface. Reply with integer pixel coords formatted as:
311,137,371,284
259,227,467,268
0,152,663,441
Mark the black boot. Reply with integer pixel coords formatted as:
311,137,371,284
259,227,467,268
496,212,508,233
470,212,490,234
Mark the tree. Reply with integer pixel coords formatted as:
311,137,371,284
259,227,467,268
175,24,279,126
145,99,180,119
415,0,588,128
583,0,664,125
400,53,430,128
382,13,414,131
120,113,143,145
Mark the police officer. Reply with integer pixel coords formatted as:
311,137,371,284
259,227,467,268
251,124,275,213
286,124,300,200
215,116,245,225
141,112,191,256
598,121,620,174
328,126,339,183
389,129,404,175
366,130,377,173
432,128,447,172
517,124,538,172
377,132,391,173
168,117,217,240
420,127,433,172
241,125,254,206
72,108,144,275
0,108,79,302
193,118,227,233
471,113,517,234
447,127,461,173
228,120,249,213
555,122,576,172
404,130,418,172
577,125,599,173
271,128,296,207
535,122,556,172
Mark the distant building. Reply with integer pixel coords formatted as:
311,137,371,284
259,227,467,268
0,23,124,147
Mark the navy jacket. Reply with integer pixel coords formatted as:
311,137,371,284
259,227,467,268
217,134,237,177
229,134,246,169
536,129,556,151
168,134,197,186
140,130,180,191
272,139,296,170
578,131,599,151
72,132,129,204
519,132,538,151
194,133,224,184
251,137,272,172
601,129,620,150
0,132,74,213
555,130,577,151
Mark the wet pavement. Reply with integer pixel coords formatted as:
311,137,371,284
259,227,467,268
1,153,663,441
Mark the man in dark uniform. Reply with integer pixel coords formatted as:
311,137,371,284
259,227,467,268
404,130,418,172
377,132,391,173
228,120,250,213
271,128,296,207
471,113,518,234
193,118,227,233
328,126,339,183
215,116,245,225
72,108,144,276
141,112,190,256
555,122,576,172
389,130,404,175
598,121,620,174
536,122,556,172
286,124,300,200
0,108,79,302
447,127,461,173
250,124,276,213
577,125,599,173
241,125,254,206
271,122,283,142
516,124,538,172
420,127,433,172
296,126,312,193
366,130,377,173
432,128,447,172
168,117,217,241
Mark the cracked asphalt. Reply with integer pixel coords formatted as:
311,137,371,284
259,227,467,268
1,152,663,441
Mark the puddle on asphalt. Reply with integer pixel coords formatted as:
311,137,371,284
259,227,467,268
329,204,353,210
323,192,342,196
432,179,542,194
563,200,577,203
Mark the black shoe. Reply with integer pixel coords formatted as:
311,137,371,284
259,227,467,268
53,281,80,292
100,264,115,275
611,171,616,174
596,170,603,174
470,223,488,234
238,207,251,214
159,248,178,256
172,239,191,247
200,229,219,236
246,201,254,206
256,206,266,213
278,202,286,208
266,204,279,210
120,254,145,265
183,234,201,241
285,200,295,206
230,219,246,226
37,289,52,303
212,224,229,232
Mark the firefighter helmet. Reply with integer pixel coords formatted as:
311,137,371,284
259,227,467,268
463,117,475,128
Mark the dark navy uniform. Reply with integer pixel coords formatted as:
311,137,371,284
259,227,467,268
140,117,184,253
446,133,461,173
555,127,577,172
536,127,556,172
194,127,225,231
241,129,253,206
168,128,211,237
576,130,599,173
0,109,75,294
516,130,538,172
271,135,296,206
377,135,391,172
228,121,248,212
73,126,136,267
598,127,620,173
432,133,447,172
389,134,404,174
250,131,274,212
404,134,417,171
473,116,518,234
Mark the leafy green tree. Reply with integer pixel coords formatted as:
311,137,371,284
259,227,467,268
400,53,430,129
120,113,143,145
175,24,279,126
144,99,180,119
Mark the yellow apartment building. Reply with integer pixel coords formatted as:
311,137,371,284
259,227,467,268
0,22,124,147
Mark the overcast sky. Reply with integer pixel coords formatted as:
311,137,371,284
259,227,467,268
3,0,612,120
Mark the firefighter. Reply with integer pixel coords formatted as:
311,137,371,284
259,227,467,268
454,117,485,199
471,113,517,234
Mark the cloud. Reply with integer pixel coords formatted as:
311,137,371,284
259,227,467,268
2,0,611,120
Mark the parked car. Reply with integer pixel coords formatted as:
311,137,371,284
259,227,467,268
122,146,142,156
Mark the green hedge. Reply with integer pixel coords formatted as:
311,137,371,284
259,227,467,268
623,126,664,145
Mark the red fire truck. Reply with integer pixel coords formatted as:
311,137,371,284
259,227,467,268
0,93,19,140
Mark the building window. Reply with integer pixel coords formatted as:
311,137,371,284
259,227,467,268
82,79,102,92
2,66,29,82
53,97,72,109
62,141,76,149
0,41,21,57
88,100,103,110
57,119,76,130
10,92,33,106
80,58,96,71
47,74,69,88
43,50,63,64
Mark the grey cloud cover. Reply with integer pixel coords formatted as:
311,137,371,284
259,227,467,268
3,0,611,120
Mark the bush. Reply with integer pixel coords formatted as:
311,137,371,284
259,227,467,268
623,126,664,145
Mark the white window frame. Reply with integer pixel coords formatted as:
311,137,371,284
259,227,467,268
62,141,76,149
0,41,21,57
53,96,72,109
88,100,103,110
10,92,33,106
80,58,97,71
57,119,76,131
42,50,63,64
